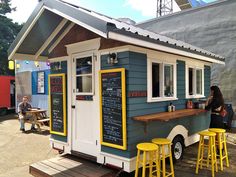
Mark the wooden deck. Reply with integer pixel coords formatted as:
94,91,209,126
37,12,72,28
29,155,117,177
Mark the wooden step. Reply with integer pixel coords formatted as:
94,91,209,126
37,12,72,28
30,155,117,177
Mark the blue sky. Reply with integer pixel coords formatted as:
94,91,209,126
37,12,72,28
7,0,217,24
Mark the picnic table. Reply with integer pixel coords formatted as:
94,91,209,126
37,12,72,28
25,109,50,131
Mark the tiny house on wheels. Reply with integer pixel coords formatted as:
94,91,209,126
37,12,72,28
8,0,225,172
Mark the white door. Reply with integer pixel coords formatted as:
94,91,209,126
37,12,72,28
71,51,99,157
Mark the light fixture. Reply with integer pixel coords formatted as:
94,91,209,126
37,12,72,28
34,61,40,67
16,63,21,69
107,53,118,65
8,59,15,70
25,60,29,64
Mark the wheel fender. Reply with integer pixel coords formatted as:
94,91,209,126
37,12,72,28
167,125,188,144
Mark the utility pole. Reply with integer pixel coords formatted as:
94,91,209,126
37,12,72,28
157,0,173,17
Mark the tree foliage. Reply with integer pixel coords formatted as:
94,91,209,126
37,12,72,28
0,0,22,75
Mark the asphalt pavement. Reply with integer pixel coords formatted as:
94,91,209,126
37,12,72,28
0,114,235,177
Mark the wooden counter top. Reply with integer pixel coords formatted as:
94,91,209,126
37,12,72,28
133,109,207,123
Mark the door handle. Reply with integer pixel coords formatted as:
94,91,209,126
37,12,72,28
71,105,75,109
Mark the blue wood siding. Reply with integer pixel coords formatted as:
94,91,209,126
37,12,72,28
101,51,211,158
50,61,68,142
32,69,50,95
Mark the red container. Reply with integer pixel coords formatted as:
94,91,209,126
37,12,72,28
0,76,15,109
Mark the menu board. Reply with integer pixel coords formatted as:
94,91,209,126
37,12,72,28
49,74,66,136
100,68,127,150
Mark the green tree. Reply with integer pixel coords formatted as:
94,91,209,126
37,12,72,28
0,0,22,75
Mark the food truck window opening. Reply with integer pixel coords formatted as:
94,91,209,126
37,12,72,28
76,56,94,95
186,66,204,98
148,59,177,102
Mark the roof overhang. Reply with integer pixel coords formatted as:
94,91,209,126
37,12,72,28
108,31,225,65
8,0,108,61
8,0,225,65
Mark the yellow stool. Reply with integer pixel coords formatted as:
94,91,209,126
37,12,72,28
196,131,218,177
152,138,174,177
209,128,229,171
135,143,160,177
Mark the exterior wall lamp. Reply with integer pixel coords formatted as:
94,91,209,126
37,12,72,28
8,59,15,70
16,63,21,69
107,53,118,65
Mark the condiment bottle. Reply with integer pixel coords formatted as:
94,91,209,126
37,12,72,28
172,104,175,111
168,103,172,112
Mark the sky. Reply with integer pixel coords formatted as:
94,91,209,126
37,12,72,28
6,0,217,24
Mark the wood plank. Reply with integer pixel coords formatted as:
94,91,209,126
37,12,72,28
30,155,115,177
30,162,66,177
133,109,207,122
41,160,82,177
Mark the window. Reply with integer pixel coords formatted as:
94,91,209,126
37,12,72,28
196,69,202,95
188,68,193,95
164,64,174,97
148,59,177,102
76,56,93,94
186,66,204,98
152,63,160,97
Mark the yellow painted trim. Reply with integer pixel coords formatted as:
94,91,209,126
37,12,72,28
49,73,67,136
99,68,127,150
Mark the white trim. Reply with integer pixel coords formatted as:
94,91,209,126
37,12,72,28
48,22,75,53
44,6,107,38
147,58,177,102
49,138,69,146
8,7,45,60
66,38,101,55
66,56,73,152
108,32,225,65
48,56,68,62
11,53,48,61
167,125,188,142
99,45,213,67
35,18,68,60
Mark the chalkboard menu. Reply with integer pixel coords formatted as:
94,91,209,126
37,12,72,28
100,68,127,150
49,74,66,136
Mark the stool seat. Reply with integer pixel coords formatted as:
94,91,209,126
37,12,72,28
209,128,226,133
199,131,216,137
137,143,158,151
152,138,171,145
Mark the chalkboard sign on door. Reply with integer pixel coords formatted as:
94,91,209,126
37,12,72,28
49,74,67,136
99,68,127,150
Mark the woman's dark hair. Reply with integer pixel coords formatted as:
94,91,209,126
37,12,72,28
210,86,224,106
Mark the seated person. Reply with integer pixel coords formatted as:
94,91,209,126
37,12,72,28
18,96,36,132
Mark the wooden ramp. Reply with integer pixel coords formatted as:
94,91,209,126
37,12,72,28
29,155,117,177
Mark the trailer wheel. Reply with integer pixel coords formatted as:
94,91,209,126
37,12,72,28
0,108,7,116
172,136,184,163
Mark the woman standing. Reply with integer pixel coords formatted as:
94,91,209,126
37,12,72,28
205,86,225,128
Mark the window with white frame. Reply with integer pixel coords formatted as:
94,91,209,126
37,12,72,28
76,56,94,94
186,66,204,98
148,59,177,102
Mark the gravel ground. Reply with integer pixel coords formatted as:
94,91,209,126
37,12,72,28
0,114,58,177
